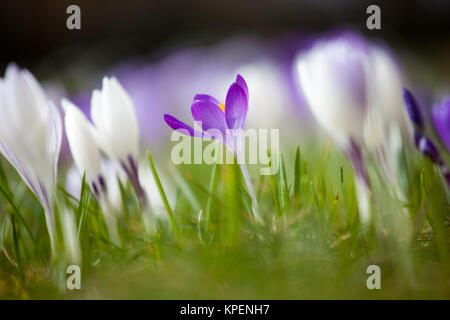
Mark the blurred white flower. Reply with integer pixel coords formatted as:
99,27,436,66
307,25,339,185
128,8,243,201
295,33,371,222
364,47,412,201
295,33,412,223
0,64,62,251
295,35,369,149
63,97,127,246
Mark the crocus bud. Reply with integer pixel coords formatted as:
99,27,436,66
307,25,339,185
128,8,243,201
62,98,103,196
432,98,450,152
90,76,146,208
91,77,139,162
402,88,424,130
0,64,62,252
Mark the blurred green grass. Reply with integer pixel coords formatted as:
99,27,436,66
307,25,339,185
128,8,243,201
0,143,448,299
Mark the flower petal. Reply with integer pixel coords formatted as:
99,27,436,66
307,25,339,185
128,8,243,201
432,98,450,152
402,88,423,129
47,101,62,185
191,100,228,134
164,114,203,137
193,94,220,106
225,82,248,129
63,98,101,183
235,74,249,100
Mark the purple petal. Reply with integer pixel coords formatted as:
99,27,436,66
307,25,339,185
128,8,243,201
432,98,450,152
193,94,221,106
191,100,228,134
225,83,248,129
403,88,424,129
235,74,249,100
164,114,202,137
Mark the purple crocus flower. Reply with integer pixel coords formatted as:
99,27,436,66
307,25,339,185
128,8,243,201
432,98,450,152
164,74,248,146
164,74,262,222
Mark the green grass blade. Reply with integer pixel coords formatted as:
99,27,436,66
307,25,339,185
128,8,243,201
147,151,180,240
293,145,301,200
279,153,290,213
77,172,91,240
205,160,219,229
0,184,44,264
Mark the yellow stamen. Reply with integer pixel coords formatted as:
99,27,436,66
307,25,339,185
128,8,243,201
218,102,225,112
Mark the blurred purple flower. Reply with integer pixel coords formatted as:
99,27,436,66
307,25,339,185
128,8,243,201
414,133,440,163
432,98,450,152
402,89,450,186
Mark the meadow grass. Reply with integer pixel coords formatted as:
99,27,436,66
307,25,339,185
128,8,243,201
0,144,448,299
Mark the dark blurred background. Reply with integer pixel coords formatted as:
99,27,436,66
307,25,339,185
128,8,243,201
1,0,449,70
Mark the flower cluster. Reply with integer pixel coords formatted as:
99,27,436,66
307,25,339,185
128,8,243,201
0,30,448,260
403,88,450,185
0,64,62,253
0,65,145,252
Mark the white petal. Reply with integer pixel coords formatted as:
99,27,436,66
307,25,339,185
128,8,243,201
91,77,140,160
63,98,101,183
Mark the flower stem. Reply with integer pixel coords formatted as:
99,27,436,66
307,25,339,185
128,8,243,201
121,155,148,210
239,163,263,223
345,140,371,224
234,136,263,223
99,198,121,247
205,142,220,230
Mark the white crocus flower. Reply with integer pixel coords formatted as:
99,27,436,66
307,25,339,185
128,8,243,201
295,34,371,223
65,160,126,211
62,98,121,247
295,33,413,224
364,47,412,202
62,98,103,194
0,64,62,252
90,77,147,208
